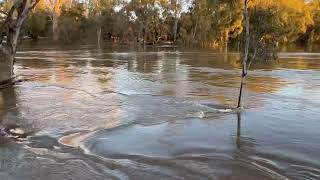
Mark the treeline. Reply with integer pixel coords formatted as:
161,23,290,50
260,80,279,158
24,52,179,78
1,0,320,47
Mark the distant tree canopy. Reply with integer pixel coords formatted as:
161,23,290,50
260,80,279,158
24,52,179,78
1,0,320,49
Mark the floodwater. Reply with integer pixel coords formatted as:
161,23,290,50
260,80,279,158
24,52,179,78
0,44,319,180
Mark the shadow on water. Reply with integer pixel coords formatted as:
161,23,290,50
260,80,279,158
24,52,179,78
1,85,40,144
234,111,320,180
0,86,26,144
0,86,17,145
236,112,241,150
0,86,18,121
233,112,291,180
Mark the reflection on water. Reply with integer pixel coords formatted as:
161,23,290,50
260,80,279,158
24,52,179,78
0,86,22,131
0,45,319,179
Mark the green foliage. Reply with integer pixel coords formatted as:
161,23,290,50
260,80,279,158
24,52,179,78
58,3,88,43
245,7,284,62
3,0,320,49
0,0,12,30
25,10,49,39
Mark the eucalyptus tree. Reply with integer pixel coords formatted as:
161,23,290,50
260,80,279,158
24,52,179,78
207,0,281,108
44,0,69,42
235,0,314,107
0,0,40,85
186,0,215,45
237,0,249,108
205,0,249,108
58,2,88,43
26,2,49,39
171,0,181,42
167,0,190,42
126,0,163,45
211,0,243,48
88,0,116,45
310,1,320,43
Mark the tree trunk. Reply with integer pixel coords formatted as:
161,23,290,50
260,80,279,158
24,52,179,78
52,13,59,42
143,28,147,48
237,74,246,108
173,16,178,42
0,0,39,85
97,24,102,46
237,0,250,108
223,29,229,50
0,53,14,84
193,17,198,40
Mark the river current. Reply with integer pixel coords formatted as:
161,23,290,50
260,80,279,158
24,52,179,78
0,44,319,180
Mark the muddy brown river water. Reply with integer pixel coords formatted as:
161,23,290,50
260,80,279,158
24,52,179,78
0,44,319,180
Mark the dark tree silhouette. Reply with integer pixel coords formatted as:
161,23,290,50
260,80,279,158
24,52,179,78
0,0,39,85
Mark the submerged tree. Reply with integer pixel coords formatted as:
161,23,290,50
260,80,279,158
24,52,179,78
58,2,87,44
206,0,281,108
205,0,248,108
237,0,249,108
237,0,282,108
88,0,116,45
0,0,39,85
44,0,66,42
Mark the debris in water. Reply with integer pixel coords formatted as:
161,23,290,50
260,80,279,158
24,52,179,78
217,109,233,113
9,128,25,135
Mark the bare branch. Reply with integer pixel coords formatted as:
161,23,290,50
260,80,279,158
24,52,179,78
1,0,40,50
16,0,39,26
31,0,41,9
0,10,8,16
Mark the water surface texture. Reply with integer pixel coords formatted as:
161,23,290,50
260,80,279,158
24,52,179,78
0,45,319,180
